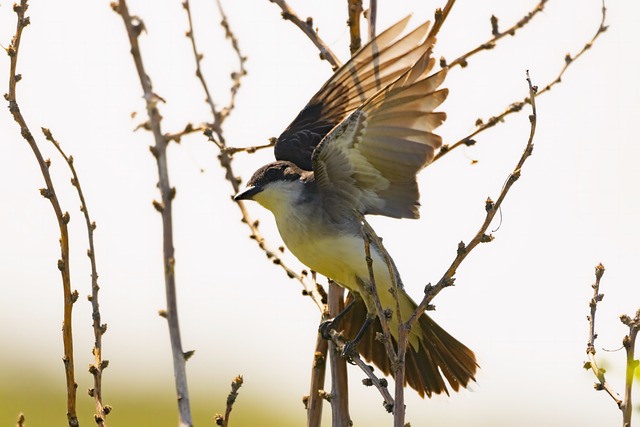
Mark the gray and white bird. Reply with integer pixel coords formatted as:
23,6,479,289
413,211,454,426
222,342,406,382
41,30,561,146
235,17,477,397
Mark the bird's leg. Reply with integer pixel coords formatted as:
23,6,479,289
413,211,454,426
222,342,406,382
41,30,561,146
318,297,357,339
341,314,374,361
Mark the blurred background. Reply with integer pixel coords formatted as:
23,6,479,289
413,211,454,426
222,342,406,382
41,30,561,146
1,0,638,425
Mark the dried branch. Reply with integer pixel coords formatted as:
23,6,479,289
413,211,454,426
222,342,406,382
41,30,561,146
214,0,248,122
268,0,342,70
445,0,547,69
304,332,328,427
5,3,79,425
410,70,538,332
43,128,110,426
327,283,351,426
620,310,640,426
434,0,608,163
112,2,192,425
427,0,456,42
214,375,244,427
364,0,377,40
585,263,640,426
347,0,363,55
15,413,25,427
585,264,622,407
326,328,394,411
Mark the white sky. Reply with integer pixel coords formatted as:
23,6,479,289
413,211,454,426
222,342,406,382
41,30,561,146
1,0,639,426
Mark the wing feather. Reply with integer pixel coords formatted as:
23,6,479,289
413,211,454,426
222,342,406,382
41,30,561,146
312,51,449,219
274,18,436,170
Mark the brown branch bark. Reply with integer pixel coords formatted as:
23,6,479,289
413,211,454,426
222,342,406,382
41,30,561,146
112,2,192,425
44,129,110,426
6,2,79,425
434,0,608,163
347,0,363,55
306,331,328,427
327,283,351,427
269,0,342,70
445,0,547,69
621,310,640,426
409,71,538,331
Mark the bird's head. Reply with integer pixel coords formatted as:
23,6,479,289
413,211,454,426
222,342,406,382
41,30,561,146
234,161,308,214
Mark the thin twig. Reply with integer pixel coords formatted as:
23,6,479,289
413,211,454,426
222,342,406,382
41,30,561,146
445,0,547,69
112,2,192,425
584,264,625,410
166,123,208,144
221,139,275,156
326,329,394,411
214,0,248,122
426,0,456,42
410,70,538,329
215,375,243,427
6,3,79,426
620,309,640,426
268,0,342,70
434,0,607,163
43,128,110,426
187,0,326,313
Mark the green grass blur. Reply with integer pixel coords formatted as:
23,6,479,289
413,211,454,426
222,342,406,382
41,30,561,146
0,369,300,427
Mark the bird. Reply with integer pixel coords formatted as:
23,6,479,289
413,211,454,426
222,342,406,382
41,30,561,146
234,16,477,398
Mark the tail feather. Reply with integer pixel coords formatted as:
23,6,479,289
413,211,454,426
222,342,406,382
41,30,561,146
340,292,477,398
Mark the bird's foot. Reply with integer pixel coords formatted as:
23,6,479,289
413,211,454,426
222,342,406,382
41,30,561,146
318,318,335,340
341,341,359,364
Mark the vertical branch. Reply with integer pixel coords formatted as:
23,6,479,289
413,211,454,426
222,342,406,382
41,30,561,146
6,2,79,426
347,0,363,55
365,0,376,40
620,310,640,426
112,2,192,425
43,129,111,426
305,332,328,427
327,282,351,427
585,264,623,408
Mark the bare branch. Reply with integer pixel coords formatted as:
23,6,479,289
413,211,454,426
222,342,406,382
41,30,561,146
364,0,377,40
269,0,342,70
445,1,547,69
411,70,538,328
43,128,110,426
326,329,394,411
347,0,363,55
621,309,640,425
112,1,192,425
584,264,624,408
305,332,328,427
327,283,351,426
434,0,607,163
214,375,243,427
6,3,78,425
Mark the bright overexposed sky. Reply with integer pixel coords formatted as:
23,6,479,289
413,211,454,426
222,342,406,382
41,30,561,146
1,1,639,426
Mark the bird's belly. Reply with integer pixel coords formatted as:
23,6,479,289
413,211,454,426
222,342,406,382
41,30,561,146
278,225,367,290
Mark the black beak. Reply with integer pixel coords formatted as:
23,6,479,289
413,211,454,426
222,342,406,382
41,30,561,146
234,185,262,201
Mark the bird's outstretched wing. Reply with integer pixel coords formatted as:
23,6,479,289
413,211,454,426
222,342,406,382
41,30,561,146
311,50,447,220
275,16,435,171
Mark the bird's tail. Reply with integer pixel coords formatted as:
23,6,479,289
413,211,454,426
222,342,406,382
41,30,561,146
340,292,477,398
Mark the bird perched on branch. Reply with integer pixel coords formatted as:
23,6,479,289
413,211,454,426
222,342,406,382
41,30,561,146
235,16,477,397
